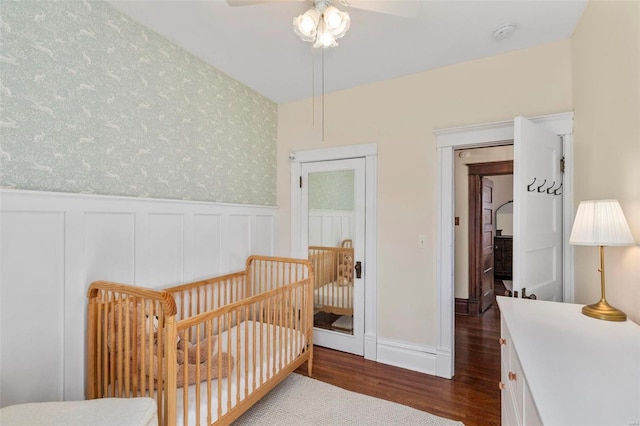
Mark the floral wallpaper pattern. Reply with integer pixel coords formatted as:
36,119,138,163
0,0,277,205
309,170,354,211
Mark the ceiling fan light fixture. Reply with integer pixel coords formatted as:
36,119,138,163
294,1,350,48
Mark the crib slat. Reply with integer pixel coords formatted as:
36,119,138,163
216,317,222,421
86,296,97,399
183,320,189,425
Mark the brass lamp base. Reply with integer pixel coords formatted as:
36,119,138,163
582,299,627,322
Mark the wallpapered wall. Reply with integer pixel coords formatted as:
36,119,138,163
309,170,354,211
0,1,277,205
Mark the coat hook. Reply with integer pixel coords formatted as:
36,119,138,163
546,181,556,194
553,182,563,195
537,179,547,193
527,178,537,192
547,181,562,195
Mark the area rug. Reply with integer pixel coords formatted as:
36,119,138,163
233,373,464,425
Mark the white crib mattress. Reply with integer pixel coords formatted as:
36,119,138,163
173,320,306,426
0,397,157,426
314,281,353,309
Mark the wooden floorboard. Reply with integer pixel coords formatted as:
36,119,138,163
295,300,502,425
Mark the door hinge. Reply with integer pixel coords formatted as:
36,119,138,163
299,176,302,188
560,156,565,173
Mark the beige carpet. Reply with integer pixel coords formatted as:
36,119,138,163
233,373,464,425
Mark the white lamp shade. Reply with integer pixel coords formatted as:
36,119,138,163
569,200,635,246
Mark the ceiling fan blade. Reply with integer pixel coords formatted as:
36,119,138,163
226,0,305,6
341,0,420,18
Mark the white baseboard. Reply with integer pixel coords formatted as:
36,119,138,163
376,337,437,375
364,333,377,361
436,349,453,379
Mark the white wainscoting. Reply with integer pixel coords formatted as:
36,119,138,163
0,190,277,408
308,209,354,247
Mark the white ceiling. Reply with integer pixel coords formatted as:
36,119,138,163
108,0,588,104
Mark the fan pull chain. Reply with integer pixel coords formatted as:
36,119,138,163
311,46,315,127
321,46,325,142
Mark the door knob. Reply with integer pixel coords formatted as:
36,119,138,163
354,261,362,279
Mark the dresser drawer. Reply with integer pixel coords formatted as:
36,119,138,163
500,316,532,425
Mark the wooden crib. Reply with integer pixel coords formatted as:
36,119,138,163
86,256,314,426
308,246,354,316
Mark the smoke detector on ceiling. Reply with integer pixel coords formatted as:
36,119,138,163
493,24,516,41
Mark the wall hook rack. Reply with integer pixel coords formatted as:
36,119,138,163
527,178,562,195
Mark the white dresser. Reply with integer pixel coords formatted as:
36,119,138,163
497,296,640,426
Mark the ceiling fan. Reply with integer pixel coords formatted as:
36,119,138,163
227,0,418,48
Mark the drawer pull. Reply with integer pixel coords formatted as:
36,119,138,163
508,371,517,381
499,338,506,345
499,382,505,390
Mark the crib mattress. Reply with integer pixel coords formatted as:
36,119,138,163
0,397,157,426
173,320,306,426
314,281,353,309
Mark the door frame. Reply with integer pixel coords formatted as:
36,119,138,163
466,160,514,316
290,143,378,361
434,112,574,379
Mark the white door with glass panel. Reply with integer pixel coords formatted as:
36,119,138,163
300,158,365,355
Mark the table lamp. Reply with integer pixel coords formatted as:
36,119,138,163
569,200,635,321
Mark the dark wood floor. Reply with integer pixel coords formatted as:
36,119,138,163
295,296,502,425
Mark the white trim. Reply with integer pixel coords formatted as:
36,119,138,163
290,143,378,360
434,112,574,379
0,189,279,211
376,338,437,375
436,146,455,379
291,143,377,163
434,112,575,147
562,135,575,303
364,155,378,361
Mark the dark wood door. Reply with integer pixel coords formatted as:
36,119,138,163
480,178,495,313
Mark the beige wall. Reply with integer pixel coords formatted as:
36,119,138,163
453,146,514,299
278,40,572,347
571,1,640,324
